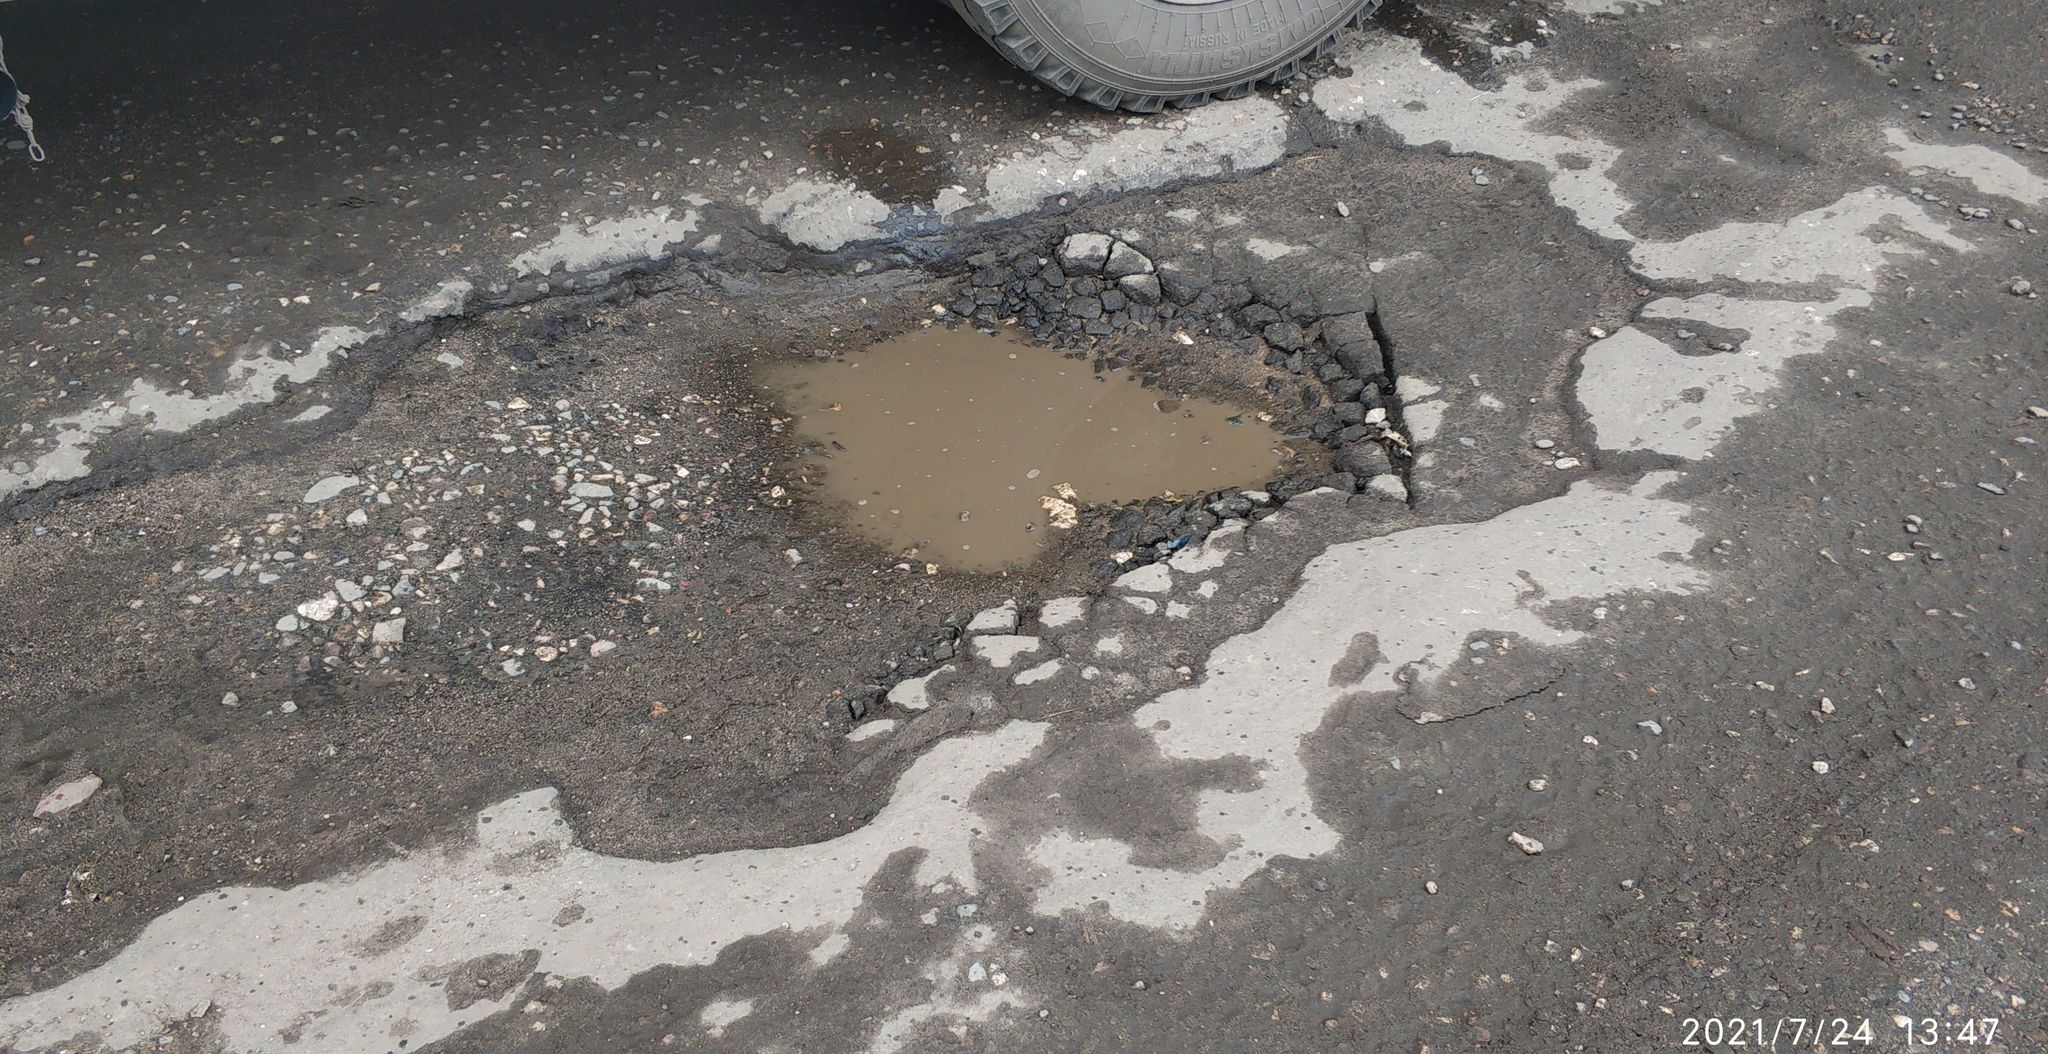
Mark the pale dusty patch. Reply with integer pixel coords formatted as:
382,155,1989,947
0,726,1046,1054
1168,521,1246,574
1884,128,2048,207
1036,596,1090,628
1555,0,1666,14
700,998,754,1039
1578,294,1868,459
1314,39,1632,240
398,279,473,324
1397,376,1449,444
979,98,1289,220
888,668,948,710
809,932,851,966
847,719,898,742
863,926,1025,1054
1630,187,1968,286
1582,181,1968,460
1245,237,1306,260
510,206,704,276
1029,475,1704,928
2,326,374,501
1013,659,1065,687
971,635,1044,670
1114,563,1173,594
757,179,891,251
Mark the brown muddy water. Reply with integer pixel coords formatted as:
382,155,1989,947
763,326,1288,571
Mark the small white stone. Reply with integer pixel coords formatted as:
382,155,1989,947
1527,778,1549,791
1368,475,1410,502
295,594,340,622
967,600,1021,634
1012,659,1065,686
1508,832,1545,855
345,509,369,527
371,618,407,644
569,482,614,499
34,774,103,818
1056,232,1114,273
436,550,465,571
846,719,897,742
887,671,941,711
275,614,304,633
334,580,365,603
1812,759,1832,775
302,475,360,504
589,640,617,658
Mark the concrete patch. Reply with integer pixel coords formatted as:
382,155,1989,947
1028,475,1705,928
1884,128,2048,208
1630,187,1969,286
863,926,1024,1054
978,98,1290,221
699,997,754,1038
509,206,704,277
757,179,891,251
0,725,1046,1054
1314,39,1633,241
1,326,375,501
398,279,473,324
1555,0,1666,14
1578,294,1867,459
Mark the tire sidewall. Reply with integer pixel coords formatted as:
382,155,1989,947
1009,0,1367,95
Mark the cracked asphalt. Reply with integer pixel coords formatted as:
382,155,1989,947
3,0,2046,1052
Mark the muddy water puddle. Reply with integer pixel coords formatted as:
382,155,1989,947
763,327,1287,571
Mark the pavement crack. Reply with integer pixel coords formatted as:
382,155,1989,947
1502,673,1564,709
1362,305,1421,507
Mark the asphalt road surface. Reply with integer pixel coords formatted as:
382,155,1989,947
3,0,2046,1051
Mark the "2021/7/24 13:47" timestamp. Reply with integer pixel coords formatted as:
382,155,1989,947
1679,1015,2001,1048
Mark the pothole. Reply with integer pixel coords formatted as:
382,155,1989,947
762,326,1291,572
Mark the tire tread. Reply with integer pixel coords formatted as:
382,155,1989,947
954,0,1383,113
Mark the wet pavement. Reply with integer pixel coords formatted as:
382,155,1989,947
4,0,2048,1052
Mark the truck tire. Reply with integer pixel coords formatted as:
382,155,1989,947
946,0,1381,112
